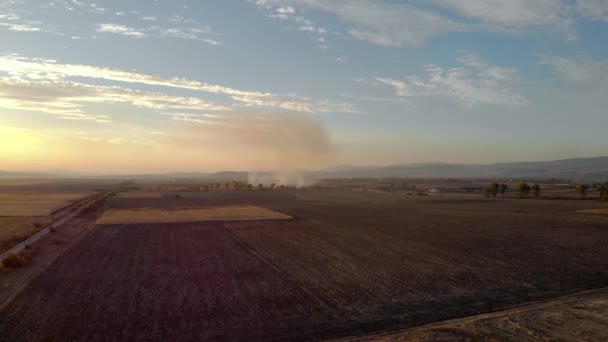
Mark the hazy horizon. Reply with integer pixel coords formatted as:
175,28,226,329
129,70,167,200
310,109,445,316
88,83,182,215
2,0,608,173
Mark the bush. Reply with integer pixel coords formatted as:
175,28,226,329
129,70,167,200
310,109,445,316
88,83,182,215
2,253,27,268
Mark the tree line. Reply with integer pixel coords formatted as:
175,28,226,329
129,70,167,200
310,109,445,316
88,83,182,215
485,182,608,201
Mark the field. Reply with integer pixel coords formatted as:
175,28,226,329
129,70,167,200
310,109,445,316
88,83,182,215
0,193,91,216
95,206,293,224
0,179,117,253
1,185,608,340
114,192,162,199
361,288,608,341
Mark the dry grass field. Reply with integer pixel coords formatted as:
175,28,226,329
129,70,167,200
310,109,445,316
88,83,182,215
357,289,608,341
1,186,607,340
0,217,41,240
0,179,117,253
114,192,162,199
0,193,90,216
95,205,292,225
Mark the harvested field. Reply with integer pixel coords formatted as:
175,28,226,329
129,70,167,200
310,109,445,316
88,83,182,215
95,205,292,225
114,192,162,199
0,217,40,240
356,288,608,341
0,193,90,216
578,208,608,215
1,188,608,341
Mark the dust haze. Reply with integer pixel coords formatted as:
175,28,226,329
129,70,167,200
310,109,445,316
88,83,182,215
177,109,335,186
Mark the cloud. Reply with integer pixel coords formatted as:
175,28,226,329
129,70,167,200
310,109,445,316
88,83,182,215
249,0,329,48
0,77,229,122
376,78,408,96
377,55,527,106
0,23,41,32
250,0,603,45
250,0,467,47
0,54,356,115
158,27,222,45
97,23,146,37
576,0,608,21
540,55,608,84
433,0,575,38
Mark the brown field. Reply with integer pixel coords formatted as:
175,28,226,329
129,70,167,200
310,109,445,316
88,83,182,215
357,288,608,341
0,217,41,240
95,205,293,225
0,193,90,216
578,208,608,215
114,192,162,199
0,179,117,253
1,185,608,340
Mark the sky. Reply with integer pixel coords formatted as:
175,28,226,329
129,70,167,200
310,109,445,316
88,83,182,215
1,0,608,173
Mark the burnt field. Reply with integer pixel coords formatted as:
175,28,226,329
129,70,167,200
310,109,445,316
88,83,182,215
1,188,608,340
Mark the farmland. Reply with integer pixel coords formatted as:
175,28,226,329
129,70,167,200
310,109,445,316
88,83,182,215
1,183,608,340
0,179,118,253
0,193,91,216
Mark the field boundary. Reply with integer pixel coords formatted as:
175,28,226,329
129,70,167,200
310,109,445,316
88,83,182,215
0,192,103,264
0,222,98,312
332,286,608,341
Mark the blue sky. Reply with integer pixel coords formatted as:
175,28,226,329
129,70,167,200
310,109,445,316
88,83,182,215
1,0,608,173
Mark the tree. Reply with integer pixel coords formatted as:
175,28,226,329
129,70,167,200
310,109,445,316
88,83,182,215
517,182,531,198
499,184,508,199
577,185,588,199
225,183,230,190
270,183,276,190
532,184,541,198
401,180,407,190
597,185,608,202
484,182,499,198
258,183,264,191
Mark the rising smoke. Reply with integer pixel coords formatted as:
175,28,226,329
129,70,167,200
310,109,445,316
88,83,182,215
173,109,335,187
238,110,334,187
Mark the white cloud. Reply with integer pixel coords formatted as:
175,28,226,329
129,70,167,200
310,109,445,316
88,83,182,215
575,0,608,21
97,23,146,37
250,0,606,45
158,27,222,45
250,0,467,47
541,55,608,84
142,16,157,21
0,23,41,32
377,55,527,106
0,54,356,115
433,0,575,38
249,0,328,48
0,77,229,122
376,78,408,96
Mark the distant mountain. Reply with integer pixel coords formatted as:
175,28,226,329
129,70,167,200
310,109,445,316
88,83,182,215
0,171,58,179
314,157,608,181
2,157,608,182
